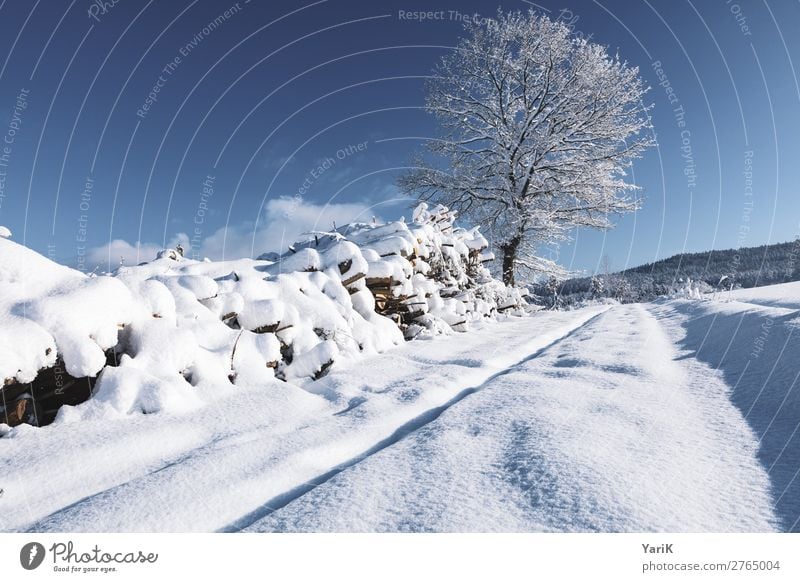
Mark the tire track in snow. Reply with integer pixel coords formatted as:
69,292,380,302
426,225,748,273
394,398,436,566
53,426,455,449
220,309,610,532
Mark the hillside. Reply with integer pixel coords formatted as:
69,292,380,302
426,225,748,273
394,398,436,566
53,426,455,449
546,239,800,305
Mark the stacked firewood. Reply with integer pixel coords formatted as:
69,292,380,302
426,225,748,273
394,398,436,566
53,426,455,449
1,351,119,427
1,203,524,429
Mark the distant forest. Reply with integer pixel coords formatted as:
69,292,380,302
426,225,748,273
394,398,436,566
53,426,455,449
531,239,800,306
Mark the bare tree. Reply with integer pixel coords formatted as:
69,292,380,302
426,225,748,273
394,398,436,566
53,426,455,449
399,10,654,285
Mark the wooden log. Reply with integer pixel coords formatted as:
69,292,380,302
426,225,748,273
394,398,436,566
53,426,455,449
252,322,278,334
312,359,334,380
252,322,293,334
2,398,28,427
341,272,366,287
0,350,122,428
401,310,426,322
338,259,353,275
365,276,400,287
367,286,401,297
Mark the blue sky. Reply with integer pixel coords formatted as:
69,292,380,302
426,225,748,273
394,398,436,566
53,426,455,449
0,0,798,276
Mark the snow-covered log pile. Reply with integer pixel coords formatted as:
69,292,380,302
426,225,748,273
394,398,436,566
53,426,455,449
0,204,525,427
267,203,526,339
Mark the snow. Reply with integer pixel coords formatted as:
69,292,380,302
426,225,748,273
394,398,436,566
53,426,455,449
649,286,800,532
244,304,777,533
0,226,11,238
0,309,602,532
723,280,800,311
85,362,203,418
2,226,798,532
2,282,798,532
0,238,133,382
1,205,522,425
236,299,284,331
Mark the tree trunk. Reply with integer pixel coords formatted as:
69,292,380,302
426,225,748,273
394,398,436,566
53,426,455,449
500,236,521,286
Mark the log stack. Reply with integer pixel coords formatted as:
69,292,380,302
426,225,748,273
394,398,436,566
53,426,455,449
1,203,525,429
0,352,117,427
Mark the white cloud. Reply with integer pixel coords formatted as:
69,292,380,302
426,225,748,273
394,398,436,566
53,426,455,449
87,234,190,271
87,240,160,271
198,197,377,260
85,198,380,266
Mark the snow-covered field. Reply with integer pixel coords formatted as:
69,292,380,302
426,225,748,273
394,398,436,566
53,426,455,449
2,280,799,533
247,303,780,533
723,281,800,311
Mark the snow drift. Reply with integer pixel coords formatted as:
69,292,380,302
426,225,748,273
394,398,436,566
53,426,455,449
0,205,525,426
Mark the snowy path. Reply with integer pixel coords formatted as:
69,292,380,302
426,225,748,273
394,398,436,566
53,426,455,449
3,298,796,532
244,304,778,532
649,297,800,532
1,308,605,532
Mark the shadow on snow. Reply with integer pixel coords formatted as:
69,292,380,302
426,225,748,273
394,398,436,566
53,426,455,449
664,302,800,532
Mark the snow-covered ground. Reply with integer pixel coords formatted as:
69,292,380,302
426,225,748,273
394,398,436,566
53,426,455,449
722,281,800,311
2,282,799,533
1,308,602,532
245,303,778,533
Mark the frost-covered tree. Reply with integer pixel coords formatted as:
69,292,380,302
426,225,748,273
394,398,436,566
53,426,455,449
400,10,654,285
545,275,561,309
590,275,605,298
